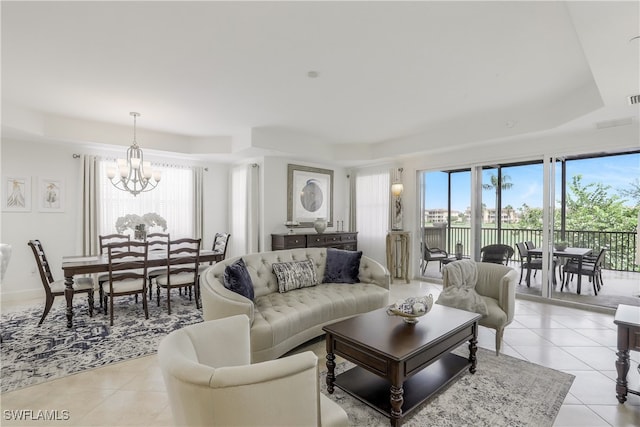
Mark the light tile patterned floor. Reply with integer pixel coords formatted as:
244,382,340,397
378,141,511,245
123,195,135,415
1,281,639,426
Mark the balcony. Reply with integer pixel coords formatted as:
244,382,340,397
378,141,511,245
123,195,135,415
420,226,640,310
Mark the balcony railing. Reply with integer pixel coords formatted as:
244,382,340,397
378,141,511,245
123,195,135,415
444,227,639,272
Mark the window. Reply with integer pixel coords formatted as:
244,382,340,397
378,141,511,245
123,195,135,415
98,161,194,238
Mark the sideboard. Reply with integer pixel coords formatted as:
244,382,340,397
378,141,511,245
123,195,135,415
271,232,358,251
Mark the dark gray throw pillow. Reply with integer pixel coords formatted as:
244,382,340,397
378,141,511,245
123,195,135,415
223,258,254,301
322,248,363,284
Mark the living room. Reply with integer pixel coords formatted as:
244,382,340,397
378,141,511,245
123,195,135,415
1,1,639,426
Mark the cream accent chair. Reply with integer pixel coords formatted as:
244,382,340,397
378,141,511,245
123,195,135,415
158,315,348,427
443,261,517,356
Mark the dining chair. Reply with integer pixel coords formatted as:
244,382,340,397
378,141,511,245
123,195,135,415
480,244,514,265
97,234,131,308
104,240,149,326
198,232,230,275
155,238,201,314
562,248,607,295
28,239,95,325
146,232,170,301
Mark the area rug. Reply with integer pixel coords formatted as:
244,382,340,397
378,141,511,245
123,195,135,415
0,294,203,393
319,347,574,427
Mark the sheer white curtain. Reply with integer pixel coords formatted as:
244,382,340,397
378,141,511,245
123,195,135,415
229,163,260,257
98,161,195,239
355,168,390,264
82,155,100,255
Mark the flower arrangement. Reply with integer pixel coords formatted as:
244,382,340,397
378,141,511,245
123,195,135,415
115,213,167,234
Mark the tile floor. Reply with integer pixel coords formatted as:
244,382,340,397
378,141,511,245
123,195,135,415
1,281,639,426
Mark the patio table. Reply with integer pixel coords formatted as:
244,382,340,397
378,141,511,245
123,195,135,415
526,247,592,293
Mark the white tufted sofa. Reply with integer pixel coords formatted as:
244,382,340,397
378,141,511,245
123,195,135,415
200,248,390,363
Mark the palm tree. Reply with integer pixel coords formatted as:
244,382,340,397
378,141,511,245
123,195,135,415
482,174,513,224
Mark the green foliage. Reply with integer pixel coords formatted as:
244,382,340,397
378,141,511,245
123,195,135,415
618,177,640,207
517,203,543,230
565,175,637,232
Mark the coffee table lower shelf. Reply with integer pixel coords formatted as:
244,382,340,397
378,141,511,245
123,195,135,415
334,352,470,419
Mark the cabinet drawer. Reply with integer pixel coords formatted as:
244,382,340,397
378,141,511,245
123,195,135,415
340,233,357,243
281,235,306,249
307,235,326,247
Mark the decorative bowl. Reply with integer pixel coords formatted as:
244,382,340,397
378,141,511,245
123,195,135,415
387,294,434,324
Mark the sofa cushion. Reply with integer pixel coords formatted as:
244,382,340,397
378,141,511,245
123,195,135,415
272,259,318,293
223,258,254,301
250,282,389,353
322,248,362,284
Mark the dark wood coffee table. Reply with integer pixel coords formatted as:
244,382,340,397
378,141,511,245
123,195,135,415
323,304,481,427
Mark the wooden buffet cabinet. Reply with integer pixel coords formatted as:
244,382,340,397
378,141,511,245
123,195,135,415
271,232,358,251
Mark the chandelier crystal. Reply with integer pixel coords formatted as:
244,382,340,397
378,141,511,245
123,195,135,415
106,112,161,196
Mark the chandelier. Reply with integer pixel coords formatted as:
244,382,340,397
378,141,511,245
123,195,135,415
106,112,161,196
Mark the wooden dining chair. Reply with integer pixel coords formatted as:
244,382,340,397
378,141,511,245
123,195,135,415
28,239,95,325
97,234,131,308
146,232,170,300
198,232,230,274
104,240,149,326
155,238,201,314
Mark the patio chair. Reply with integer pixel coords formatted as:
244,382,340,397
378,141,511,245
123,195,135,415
562,248,607,295
480,244,514,265
421,242,449,274
516,242,559,286
421,225,449,273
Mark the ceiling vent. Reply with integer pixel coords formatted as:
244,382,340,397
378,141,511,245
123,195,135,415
628,94,640,105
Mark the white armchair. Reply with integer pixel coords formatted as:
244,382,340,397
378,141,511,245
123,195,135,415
158,315,348,427
443,261,517,355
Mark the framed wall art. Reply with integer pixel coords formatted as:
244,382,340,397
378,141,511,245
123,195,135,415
38,177,65,212
2,176,31,212
287,164,333,227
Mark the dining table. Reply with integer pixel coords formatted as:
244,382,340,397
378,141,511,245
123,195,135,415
61,249,223,328
526,247,593,293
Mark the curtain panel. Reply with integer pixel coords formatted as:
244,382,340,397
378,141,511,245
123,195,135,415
229,163,260,257
355,168,390,265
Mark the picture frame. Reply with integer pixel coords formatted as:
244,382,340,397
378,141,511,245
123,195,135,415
2,176,31,212
287,164,333,227
38,177,65,212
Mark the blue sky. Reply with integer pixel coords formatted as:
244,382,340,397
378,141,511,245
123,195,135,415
424,153,639,212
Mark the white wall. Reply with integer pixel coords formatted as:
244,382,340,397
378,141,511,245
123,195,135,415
0,138,228,301
262,157,349,251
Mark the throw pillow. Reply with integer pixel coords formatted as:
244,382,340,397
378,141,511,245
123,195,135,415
436,259,488,316
322,248,362,284
272,259,318,293
223,258,254,301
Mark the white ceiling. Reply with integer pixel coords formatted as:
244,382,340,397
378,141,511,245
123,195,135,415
2,1,638,164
